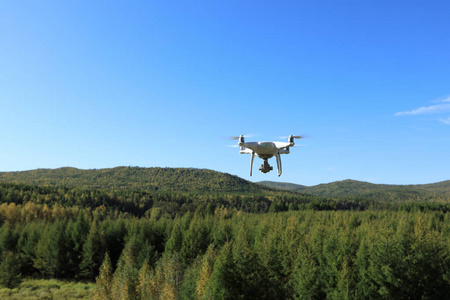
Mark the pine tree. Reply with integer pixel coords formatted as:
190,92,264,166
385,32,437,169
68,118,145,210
111,242,139,300
179,257,201,300
196,245,217,299
181,215,210,265
136,261,152,300
292,249,320,300
400,214,450,299
80,220,104,280
161,253,183,300
256,216,292,298
16,224,40,277
207,242,236,299
355,224,395,299
0,251,22,288
0,220,17,254
126,230,156,271
71,211,90,260
102,219,127,270
165,221,183,254
93,252,113,300
33,221,66,278
232,223,262,299
330,256,351,300
354,234,374,298
145,253,184,300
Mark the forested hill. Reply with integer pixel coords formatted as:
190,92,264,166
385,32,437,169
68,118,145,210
2,166,450,204
0,167,269,194
0,167,328,218
258,181,307,191
259,179,450,202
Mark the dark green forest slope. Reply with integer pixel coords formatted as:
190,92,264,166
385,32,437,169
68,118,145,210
259,179,450,202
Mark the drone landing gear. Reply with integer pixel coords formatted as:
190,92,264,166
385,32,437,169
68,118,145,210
259,158,273,174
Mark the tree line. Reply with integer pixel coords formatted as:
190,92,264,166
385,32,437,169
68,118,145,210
2,183,449,222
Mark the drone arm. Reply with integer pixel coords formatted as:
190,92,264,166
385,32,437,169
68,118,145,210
274,142,294,151
250,152,255,176
275,153,282,176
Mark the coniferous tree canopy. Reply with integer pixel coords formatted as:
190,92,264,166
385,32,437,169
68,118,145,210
0,251,22,288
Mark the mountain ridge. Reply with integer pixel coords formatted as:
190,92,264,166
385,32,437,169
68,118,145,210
0,166,271,194
258,179,450,202
1,167,449,202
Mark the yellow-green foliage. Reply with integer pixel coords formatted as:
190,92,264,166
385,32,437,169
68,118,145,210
0,279,94,300
111,245,138,300
93,252,113,300
196,245,216,299
145,253,183,300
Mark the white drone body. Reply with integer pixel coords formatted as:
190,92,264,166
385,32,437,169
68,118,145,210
234,135,302,177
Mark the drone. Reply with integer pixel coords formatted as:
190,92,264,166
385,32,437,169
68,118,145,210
231,135,303,177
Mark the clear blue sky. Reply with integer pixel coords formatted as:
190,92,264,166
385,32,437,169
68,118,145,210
1,1,449,186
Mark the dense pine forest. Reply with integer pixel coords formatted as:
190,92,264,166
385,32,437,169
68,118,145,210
0,167,449,299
